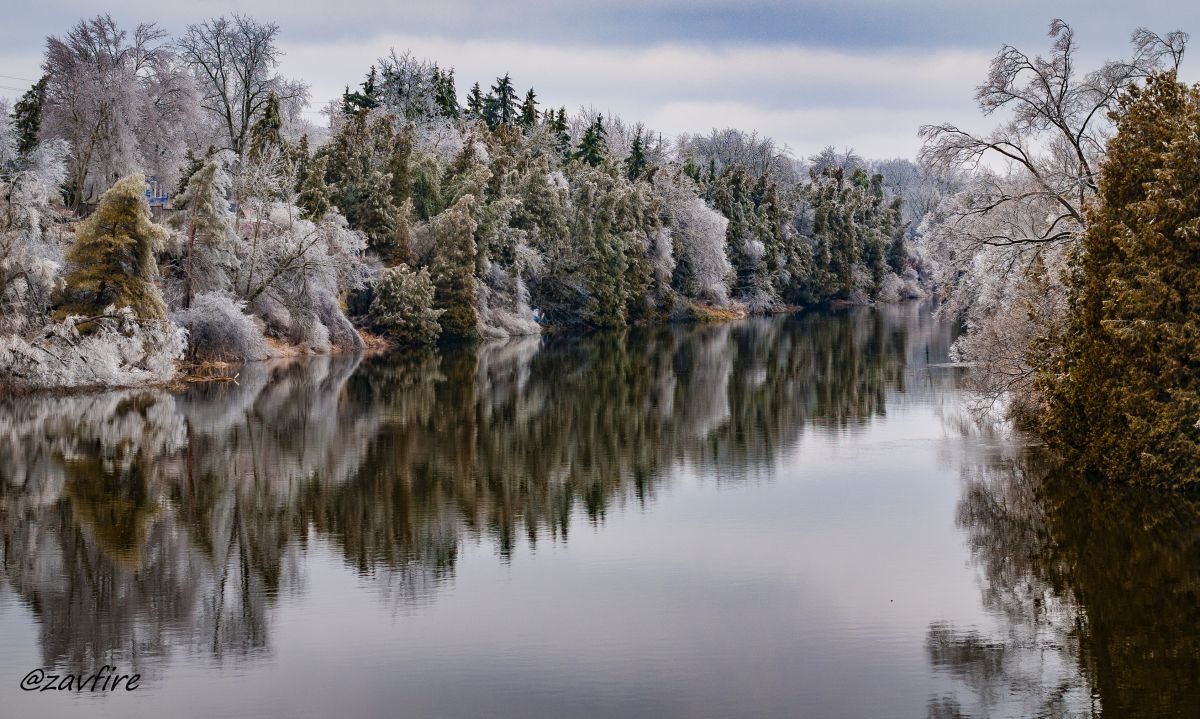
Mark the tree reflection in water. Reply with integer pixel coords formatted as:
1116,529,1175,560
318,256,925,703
2,303,954,680
930,440,1200,718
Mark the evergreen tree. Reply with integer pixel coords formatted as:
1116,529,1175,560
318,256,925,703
248,92,284,160
171,154,235,308
1041,73,1200,489
548,107,571,161
683,155,702,184
574,115,608,167
297,155,334,221
519,88,539,129
342,66,380,115
57,174,169,322
432,66,460,118
488,74,519,129
466,82,485,120
11,77,46,154
430,195,480,339
368,263,444,344
625,131,648,181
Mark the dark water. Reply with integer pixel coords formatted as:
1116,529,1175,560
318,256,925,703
1,303,1197,718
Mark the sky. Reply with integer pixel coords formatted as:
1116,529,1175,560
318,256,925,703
2,1,1198,160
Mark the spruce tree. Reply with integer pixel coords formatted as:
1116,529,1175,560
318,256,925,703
57,174,169,322
432,66,460,118
519,88,539,129
625,132,648,181
11,77,46,154
248,92,285,160
489,74,519,128
466,82,485,120
342,66,380,114
1041,73,1200,489
574,115,608,167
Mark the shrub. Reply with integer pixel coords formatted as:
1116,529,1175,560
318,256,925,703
369,264,444,345
172,292,271,362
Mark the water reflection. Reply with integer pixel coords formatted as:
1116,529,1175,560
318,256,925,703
0,305,951,680
6,302,1197,717
931,442,1200,718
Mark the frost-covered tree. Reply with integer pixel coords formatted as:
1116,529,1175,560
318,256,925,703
368,263,443,345
429,195,479,340
170,151,236,308
171,291,271,362
0,105,69,335
919,20,1187,411
41,16,198,208
57,173,170,322
653,171,731,306
178,14,308,156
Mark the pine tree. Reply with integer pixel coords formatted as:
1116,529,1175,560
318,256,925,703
548,107,571,161
466,82,485,120
368,263,444,344
171,154,235,308
432,66,460,118
488,74,519,129
430,195,480,340
342,66,380,114
519,88,539,129
11,77,46,154
57,174,169,322
248,92,285,160
1041,73,1200,489
574,115,608,167
625,131,648,181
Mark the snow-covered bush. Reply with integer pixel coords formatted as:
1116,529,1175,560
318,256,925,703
172,292,271,362
0,307,186,389
368,264,443,345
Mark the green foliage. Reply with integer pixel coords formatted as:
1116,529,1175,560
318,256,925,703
297,155,334,220
430,195,480,340
57,174,169,322
465,82,484,120
1040,74,1200,489
519,88,538,129
625,131,648,181
431,66,460,119
248,92,285,160
342,66,380,115
574,115,607,167
368,263,444,345
11,77,46,154
483,74,518,130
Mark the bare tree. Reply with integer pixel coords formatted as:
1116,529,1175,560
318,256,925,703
40,15,195,209
919,19,1187,248
177,15,308,156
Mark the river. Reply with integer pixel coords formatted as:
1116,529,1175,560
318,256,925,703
1,302,1196,718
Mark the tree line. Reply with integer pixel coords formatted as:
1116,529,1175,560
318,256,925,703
0,13,945,390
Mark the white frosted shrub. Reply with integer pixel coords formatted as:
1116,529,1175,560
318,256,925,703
172,292,272,362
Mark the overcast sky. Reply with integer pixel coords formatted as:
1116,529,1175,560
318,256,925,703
2,1,1197,160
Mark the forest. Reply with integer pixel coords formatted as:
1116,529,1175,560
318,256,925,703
0,13,944,391
4,13,1199,488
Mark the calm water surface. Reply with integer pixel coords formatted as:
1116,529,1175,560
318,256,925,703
1,303,1197,718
